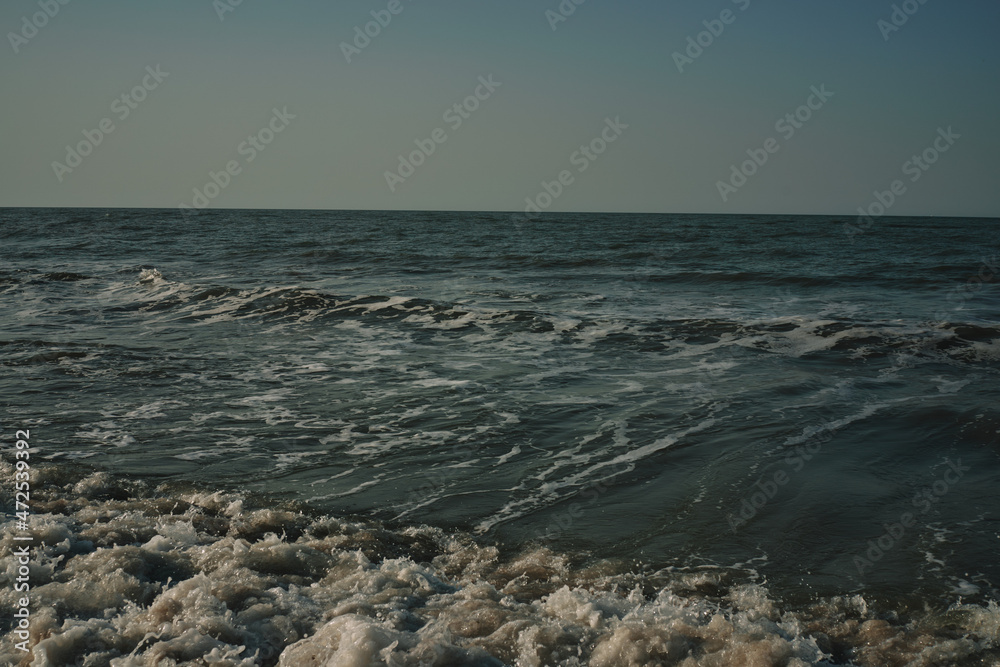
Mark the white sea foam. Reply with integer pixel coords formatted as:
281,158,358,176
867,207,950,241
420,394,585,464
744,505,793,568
475,414,721,535
137,268,162,284
2,462,999,666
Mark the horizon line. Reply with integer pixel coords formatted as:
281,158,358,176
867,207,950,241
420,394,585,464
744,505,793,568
1,206,996,221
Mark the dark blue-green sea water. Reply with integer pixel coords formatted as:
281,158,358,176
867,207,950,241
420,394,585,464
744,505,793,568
2,209,999,647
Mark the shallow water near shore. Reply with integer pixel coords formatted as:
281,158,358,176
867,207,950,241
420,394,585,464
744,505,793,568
1,461,999,666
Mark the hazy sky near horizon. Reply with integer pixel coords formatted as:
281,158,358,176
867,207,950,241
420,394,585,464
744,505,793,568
1,0,998,216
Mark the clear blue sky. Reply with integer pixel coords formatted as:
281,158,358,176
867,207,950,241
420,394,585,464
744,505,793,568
1,0,997,216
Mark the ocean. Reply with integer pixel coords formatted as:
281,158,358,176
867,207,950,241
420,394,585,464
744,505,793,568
1,208,999,666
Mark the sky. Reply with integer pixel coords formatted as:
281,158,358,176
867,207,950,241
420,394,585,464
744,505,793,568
1,0,998,216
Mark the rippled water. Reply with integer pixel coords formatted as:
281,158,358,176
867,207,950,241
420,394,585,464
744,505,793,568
2,208,999,664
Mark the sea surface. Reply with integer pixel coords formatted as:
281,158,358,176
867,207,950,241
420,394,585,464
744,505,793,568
1,208,999,666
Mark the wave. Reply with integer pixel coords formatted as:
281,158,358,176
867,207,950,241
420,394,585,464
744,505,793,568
2,461,998,666
0,271,94,286
15,267,1000,367
41,272,94,282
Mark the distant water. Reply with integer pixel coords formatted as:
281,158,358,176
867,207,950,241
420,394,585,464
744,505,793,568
2,208,999,665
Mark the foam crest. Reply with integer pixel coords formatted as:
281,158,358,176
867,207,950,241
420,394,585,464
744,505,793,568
5,463,997,666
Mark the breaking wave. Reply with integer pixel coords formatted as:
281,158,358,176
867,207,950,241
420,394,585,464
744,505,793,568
2,462,999,666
